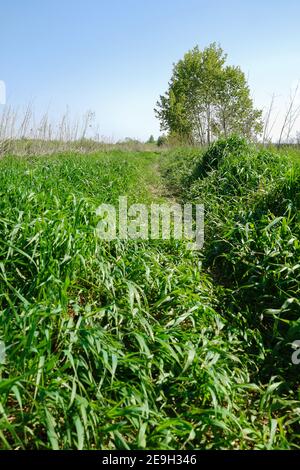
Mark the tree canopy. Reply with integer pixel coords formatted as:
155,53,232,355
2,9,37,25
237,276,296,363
155,43,263,144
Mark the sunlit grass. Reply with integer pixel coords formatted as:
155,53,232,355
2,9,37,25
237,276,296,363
0,144,299,449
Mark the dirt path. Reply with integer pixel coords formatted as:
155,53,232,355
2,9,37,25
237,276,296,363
147,160,177,204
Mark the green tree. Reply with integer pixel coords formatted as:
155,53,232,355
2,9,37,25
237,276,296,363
157,134,168,147
147,134,156,144
155,43,263,144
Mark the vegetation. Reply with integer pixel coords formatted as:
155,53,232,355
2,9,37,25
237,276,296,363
155,43,263,144
147,135,156,144
0,139,299,450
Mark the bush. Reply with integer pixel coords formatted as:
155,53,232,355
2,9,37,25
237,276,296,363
157,135,168,147
197,135,251,177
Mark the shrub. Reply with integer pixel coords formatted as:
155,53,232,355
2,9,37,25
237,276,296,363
197,135,251,177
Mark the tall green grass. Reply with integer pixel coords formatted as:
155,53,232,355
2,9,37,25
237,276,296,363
0,145,299,449
163,137,300,449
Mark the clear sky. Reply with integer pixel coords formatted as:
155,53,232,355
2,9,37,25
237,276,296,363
1,0,300,141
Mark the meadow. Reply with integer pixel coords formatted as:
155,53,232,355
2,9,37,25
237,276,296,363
0,139,299,449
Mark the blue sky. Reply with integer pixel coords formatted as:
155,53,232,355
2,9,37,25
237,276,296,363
1,0,300,140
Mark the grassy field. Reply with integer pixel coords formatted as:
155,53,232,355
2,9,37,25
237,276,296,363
0,140,299,449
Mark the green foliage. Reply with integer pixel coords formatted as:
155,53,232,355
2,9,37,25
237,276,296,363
1,146,300,449
156,135,168,147
197,135,251,176
164,140,300,447
147,135,156,144
155,43,263,144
